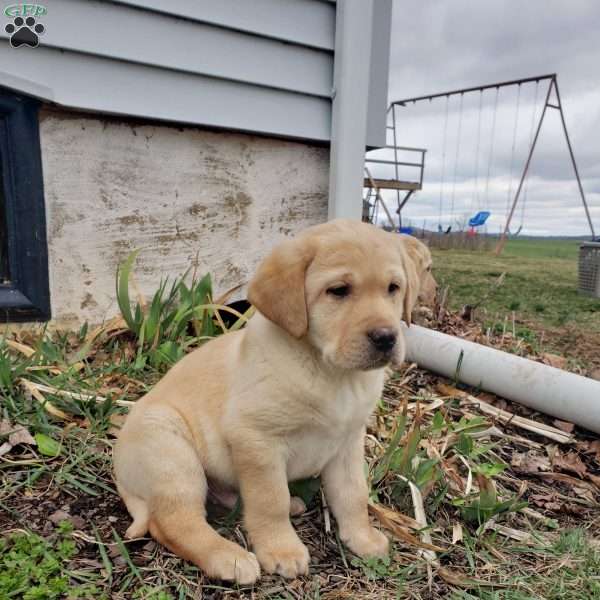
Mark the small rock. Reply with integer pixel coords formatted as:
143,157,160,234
48,509,72,525
107,515,118,523
48,509,85,530
71,515,86,530
590,368,600,381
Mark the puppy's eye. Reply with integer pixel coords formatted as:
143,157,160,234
388,282,400,294
327,285,351,298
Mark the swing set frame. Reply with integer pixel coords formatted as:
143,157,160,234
388,73,595,253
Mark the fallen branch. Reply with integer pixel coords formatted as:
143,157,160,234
19,379,134,408
437,384,573,444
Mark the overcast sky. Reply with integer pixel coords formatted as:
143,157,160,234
376,0,600,236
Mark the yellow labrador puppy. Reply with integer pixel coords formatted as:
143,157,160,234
400,234,437,305
113,219,420,585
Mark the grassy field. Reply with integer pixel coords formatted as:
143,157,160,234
431,238,600,369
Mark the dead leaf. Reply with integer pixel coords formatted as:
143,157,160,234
511,452,551,474
535,472,598,497
542,353,567,370
581,440,600,463
573,487,596,505
368,503,444,552
529,494,586,515
553,420,575,434
553,452,588,479
0,419,36,455
8,425,36,447
452,523,463,544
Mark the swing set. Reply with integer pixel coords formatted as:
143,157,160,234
370,74,595,253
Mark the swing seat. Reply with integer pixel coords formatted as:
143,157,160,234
399,227,413,235
468,211,491,227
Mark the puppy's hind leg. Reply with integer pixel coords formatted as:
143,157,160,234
114,416,260,585
149,492,260,585
117,487,150,539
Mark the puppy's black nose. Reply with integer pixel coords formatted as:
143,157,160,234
367,328,397,352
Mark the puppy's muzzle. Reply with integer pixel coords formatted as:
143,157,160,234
367,328,397,354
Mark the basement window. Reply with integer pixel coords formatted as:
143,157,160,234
0,89,50,321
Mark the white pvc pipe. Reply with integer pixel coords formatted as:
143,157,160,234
404,325,600,434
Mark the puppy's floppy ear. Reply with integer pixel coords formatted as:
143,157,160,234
248,237,316,338
401,234,427,271
401,251,420,327
388,232,421,327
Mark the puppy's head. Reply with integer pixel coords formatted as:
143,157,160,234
248,220,419,370
399,235,437,307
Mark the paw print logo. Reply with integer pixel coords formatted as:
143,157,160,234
5,16,45,48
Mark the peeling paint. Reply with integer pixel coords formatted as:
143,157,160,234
39,111,329,326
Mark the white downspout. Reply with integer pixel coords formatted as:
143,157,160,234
404,325,600,435
328,0,374,220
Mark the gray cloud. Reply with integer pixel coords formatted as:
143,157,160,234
382,0,600,236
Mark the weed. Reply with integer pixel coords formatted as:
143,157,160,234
0,522,102,599
371,402,524,531
116,250,251,371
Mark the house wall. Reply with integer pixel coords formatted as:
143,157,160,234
39,109,329,326
0,0,390,146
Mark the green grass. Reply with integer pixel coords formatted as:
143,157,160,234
432,238,600,334
501,238,580,260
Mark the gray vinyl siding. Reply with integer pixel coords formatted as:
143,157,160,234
0,0,389,145
108,0,336,51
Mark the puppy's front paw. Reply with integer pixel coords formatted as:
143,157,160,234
204,543,261,585
343,526,389,558
253,533,310,578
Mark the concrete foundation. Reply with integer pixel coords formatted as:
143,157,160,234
39,109,329,326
